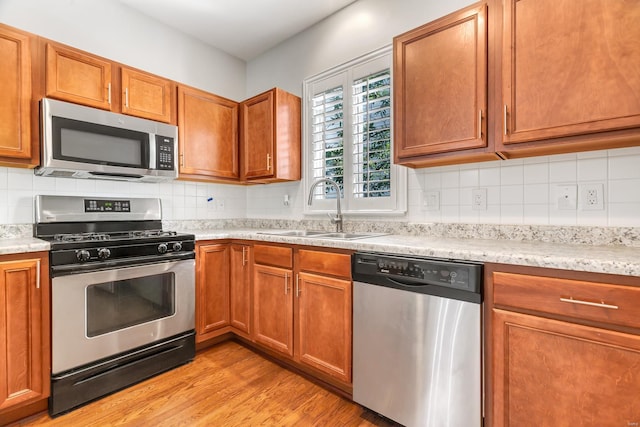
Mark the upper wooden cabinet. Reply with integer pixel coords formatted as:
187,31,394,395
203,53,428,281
177,85,239,181
45,43,112,110
0,253,50,424
240,88,301,182
0,24,38,168
45,42,174,123
120,67,172,123
496,0,640,157
394,2,498,167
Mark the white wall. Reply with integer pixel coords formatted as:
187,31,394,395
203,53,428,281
0,0,246,100
246,0,472,97
0,167,247,224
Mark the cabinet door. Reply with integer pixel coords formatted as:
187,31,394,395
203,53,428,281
394,3,488,162
229,244,251,335
297,272,352,383
501,0,640,145
178,86,239,180
121,67,172,123
196,244,230,342
253,264,293,357
0,25,33,163
45,43,112,110
492,309,640,426
0,257,49,413
241,90,274,180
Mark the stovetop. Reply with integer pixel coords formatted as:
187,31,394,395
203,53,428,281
34,195,196,270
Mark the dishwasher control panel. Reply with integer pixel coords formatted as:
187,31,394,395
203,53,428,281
377,259,471,288
352,252,483,302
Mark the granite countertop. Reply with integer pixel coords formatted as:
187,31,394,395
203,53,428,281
185,228,640,277
1,227,638,278
0,237,50,255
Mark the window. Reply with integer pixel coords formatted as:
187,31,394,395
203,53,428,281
304,46,406,215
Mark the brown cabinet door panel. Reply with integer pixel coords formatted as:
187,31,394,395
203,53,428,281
0,257,49,413
241,91,274,179
46,43,112,110
229,244,251,335
253,264,293,357
0,26,32,161
493,309,640,427
502,0,640,144
178,86,239,179
196,244,230,340
394,3,487,160
121,67,172,123
297,272,352,383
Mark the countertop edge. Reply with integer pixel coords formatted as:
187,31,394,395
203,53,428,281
189,229,640,278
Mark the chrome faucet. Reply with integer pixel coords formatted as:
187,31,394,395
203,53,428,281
307,178,343,233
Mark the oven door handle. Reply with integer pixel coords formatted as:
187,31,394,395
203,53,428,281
51,252,195,277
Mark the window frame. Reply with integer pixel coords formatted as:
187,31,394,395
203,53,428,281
302,45,407,216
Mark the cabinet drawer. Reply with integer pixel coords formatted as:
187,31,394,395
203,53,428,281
492,272,640,330
253,244,292,268
298,249,351,279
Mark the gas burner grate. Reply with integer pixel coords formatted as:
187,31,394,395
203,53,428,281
54,232,111,242
128,230,178,238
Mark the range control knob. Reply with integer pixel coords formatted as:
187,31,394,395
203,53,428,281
172,242,183,252
98,248,111,260
157,243,168,254
76,250,91,262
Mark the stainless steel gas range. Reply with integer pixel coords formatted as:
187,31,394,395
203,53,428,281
34,195,196,417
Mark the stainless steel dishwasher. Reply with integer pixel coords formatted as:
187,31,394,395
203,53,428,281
352,252,483,427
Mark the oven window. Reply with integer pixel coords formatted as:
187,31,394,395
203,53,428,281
86,273,175,337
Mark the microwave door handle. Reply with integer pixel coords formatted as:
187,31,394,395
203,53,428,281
148,134,157,169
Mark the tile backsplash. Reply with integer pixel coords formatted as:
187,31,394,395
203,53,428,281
1,146,639,227
0,170,247,224
405,147,640,227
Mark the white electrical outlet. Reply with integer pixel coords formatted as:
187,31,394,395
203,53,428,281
555,185,577,210
579,183,604,211
472,188,487,211
422,190,440,211
216,198,225,211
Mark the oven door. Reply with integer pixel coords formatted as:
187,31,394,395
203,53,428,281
51,258,195,374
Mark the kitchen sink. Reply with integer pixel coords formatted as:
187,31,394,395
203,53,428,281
259,230,328,237
313,232,389,240
258,230,388,240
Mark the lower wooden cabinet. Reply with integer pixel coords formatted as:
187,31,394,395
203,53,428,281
196,241,354,389
492,309,640,426
253,263,294,356
196,243,230,342
229,244,251,336
297,272,351,383
0,252,50,424
486,265,640,427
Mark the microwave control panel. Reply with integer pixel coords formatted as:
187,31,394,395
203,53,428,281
155,136,175,170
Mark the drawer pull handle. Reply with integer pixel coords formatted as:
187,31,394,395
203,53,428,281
560,297,618,310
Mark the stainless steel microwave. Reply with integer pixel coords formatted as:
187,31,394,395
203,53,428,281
36,98,178,182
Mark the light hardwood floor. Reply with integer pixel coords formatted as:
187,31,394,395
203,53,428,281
13,341,397,426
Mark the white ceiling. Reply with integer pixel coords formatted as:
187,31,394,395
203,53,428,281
119,0,358,61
